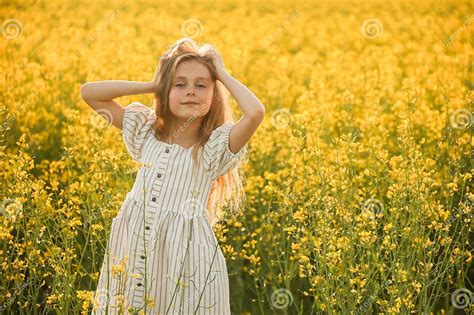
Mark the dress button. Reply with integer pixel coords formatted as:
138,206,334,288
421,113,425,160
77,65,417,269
152,197,156,202
157,173,161,178
145,226,150,230
165,148,170,153
140,255,145,259
137,283,142,287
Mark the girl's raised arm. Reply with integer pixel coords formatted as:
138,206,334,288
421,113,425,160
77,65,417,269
80,64,160,129
201,46,266,154
80,80,156,130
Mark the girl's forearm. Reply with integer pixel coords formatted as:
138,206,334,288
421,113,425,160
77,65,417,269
218,71,266,118
80,80,156,101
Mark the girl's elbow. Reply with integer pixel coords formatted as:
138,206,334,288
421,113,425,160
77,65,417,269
247,110,265,123
80,83,90,100
253,106,266,119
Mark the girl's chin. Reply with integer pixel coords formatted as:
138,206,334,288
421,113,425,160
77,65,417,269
171,112,204,120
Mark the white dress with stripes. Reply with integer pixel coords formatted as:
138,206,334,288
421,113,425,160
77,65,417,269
92,101,247,315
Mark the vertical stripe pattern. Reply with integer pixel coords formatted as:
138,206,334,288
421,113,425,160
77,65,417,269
91,102,246,314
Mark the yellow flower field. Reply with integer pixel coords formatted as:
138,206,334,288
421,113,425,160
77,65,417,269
1,0,473,314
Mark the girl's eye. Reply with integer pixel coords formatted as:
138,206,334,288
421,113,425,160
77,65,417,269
175,83,206,88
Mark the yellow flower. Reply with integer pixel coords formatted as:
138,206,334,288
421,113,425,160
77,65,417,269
446,182,458,192
284,226,296,234
291,243,301,251
91,224,104,235
466,251,472,263
76,290,94,311
76,290,93,301
46,293,63,305
146,298,156,308
293,208,306,222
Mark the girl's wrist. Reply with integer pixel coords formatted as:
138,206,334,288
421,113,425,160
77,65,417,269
217,69,231,84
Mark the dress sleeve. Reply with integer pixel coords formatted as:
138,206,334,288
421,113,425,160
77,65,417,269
121,102,154,161
203,123,248,179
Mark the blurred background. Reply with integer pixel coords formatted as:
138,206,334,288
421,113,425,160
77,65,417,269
0,0,473,314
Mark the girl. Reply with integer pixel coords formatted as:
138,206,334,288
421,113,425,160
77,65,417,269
80,38,265,314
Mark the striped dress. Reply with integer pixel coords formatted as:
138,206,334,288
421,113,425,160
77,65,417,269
92,101,247,315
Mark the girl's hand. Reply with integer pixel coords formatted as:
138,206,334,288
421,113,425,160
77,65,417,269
198,45,227,81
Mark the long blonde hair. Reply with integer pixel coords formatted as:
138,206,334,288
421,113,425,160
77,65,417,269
152,37,247,226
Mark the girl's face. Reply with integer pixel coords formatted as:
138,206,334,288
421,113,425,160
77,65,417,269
168,60,214,122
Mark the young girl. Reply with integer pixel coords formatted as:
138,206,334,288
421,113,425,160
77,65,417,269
80,38,265,314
